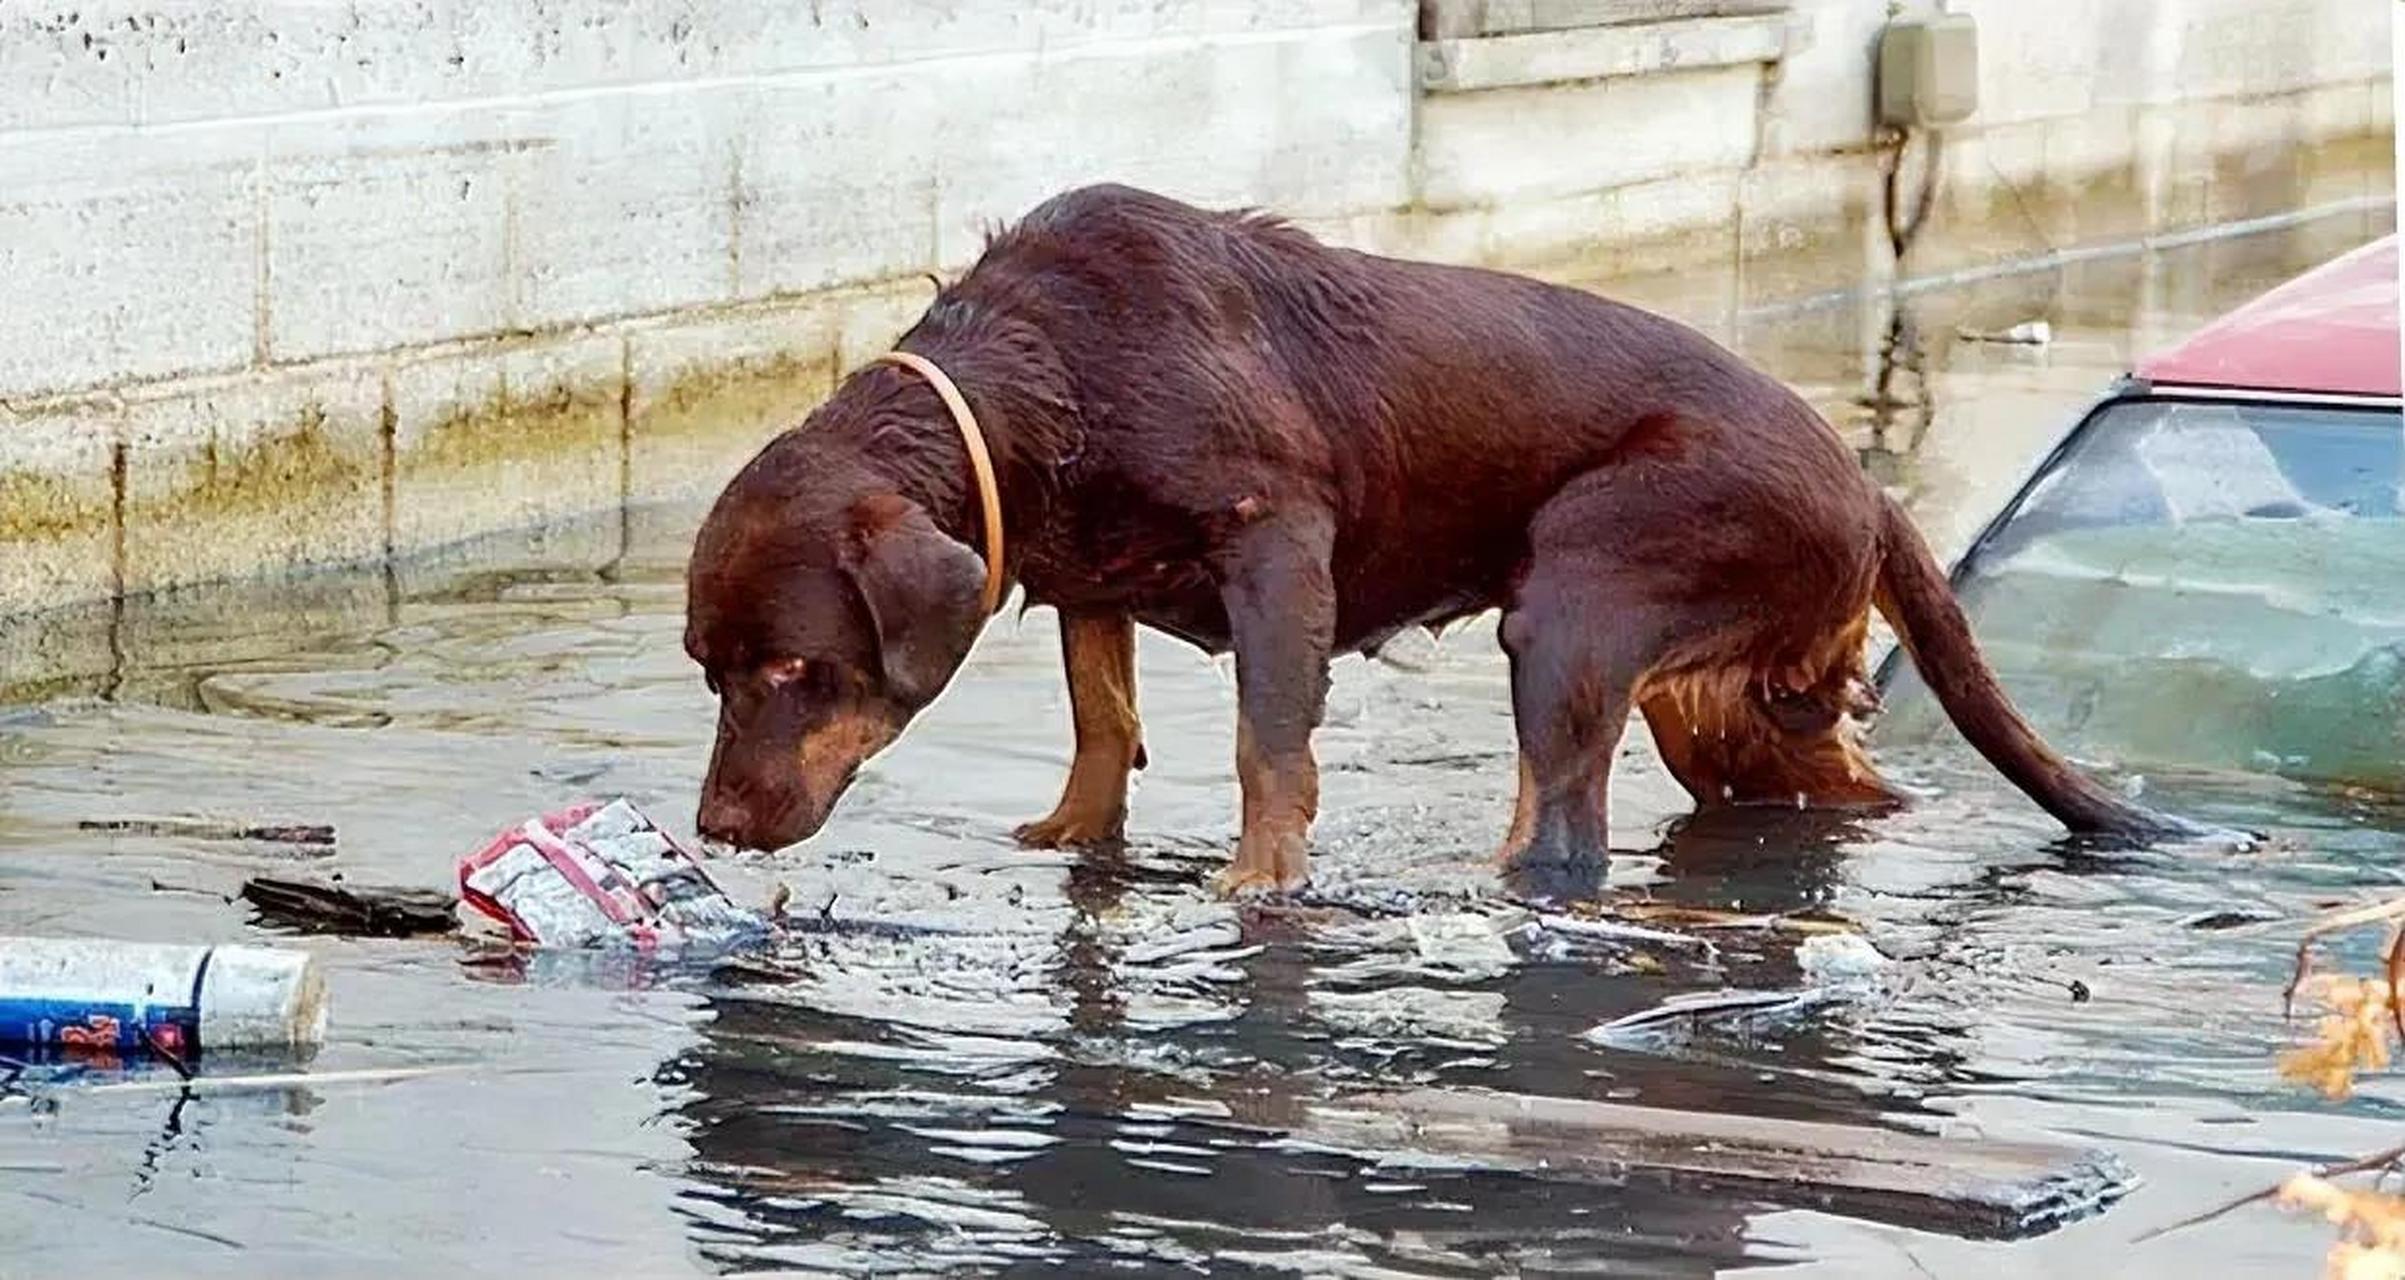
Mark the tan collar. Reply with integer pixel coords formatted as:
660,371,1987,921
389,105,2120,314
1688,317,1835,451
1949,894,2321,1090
871,351,1007,615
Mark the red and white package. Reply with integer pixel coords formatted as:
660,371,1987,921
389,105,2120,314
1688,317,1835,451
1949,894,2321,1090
458,800,768,951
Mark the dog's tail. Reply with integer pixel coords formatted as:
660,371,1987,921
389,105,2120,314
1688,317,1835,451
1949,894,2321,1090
1871,491,2201,840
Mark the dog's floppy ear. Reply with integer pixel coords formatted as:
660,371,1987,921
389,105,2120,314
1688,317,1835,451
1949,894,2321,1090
840,494,989,708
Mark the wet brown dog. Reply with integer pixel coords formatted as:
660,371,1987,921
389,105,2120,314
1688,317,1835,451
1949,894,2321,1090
684,183,2204,894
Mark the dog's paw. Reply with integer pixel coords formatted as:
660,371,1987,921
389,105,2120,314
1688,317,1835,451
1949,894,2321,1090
1213,862,1307,900
1013,809,1125,849
1496,834,1608,902
2100,806,2262,854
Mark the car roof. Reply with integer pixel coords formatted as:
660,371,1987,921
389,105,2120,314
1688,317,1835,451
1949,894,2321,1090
2135,233,2400,399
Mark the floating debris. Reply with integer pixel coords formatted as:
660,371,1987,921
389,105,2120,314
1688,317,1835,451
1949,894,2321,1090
2177,909,2281,931
1407,911,1525,973
241,877,458,938
1798,932,1890,986
82,816,335,853
0,937,327,1054
1533,913,1716,952
1310,986,1510,1051
459,799,770,953
1584,987,1849,1047
1295,1087,2137,1239
1611,902,1862,937
1958,319,2053,346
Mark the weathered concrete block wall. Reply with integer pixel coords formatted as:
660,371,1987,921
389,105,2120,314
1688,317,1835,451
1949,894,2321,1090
0,0,2390,644
0,1,1419,623
1391,0,2393,278
0,1,1413,398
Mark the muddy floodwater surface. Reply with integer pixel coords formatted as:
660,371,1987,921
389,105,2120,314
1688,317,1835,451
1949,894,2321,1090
3,212,2402,1277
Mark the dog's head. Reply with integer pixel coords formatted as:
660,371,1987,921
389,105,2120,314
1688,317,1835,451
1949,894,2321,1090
684,440,989,852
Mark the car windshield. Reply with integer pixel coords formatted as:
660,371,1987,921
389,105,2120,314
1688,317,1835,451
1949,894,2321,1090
1879,395,2405,790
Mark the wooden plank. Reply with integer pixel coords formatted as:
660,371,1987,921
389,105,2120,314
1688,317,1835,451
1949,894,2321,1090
1294,1087,2137,1239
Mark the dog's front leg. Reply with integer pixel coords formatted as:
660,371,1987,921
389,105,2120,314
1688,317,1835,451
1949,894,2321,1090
1016,612,1144,847
1213,509,1335,897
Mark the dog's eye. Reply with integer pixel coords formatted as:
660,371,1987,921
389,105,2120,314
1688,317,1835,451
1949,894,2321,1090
761,657,811,689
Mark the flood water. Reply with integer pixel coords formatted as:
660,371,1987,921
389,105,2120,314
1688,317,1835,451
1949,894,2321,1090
4,208,2401,1276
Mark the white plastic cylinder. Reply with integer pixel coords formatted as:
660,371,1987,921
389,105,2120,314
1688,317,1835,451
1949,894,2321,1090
0,937,328,1053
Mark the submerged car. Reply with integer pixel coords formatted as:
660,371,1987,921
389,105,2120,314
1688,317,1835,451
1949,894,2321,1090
1878,234,2403,792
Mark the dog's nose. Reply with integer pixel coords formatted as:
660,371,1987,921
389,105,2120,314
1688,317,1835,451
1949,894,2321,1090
695,797,750,846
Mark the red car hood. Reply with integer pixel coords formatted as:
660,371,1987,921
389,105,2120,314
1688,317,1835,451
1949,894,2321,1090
2136,234,2400,399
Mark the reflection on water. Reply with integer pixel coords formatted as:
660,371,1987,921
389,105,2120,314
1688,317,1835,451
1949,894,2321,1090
2,211,2402,1276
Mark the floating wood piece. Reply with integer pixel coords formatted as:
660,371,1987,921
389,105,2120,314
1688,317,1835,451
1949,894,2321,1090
1585,986,1849,1042
1610,901,1862,936
1297,1087,2137,1240
84,817,336,851
240,877,457,938
1534,913,1715,951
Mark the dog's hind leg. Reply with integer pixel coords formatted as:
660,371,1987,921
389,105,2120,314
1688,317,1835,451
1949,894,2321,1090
1017,612,1146,847
1495,474,1748,877
1495,444,1908,874
1497,591,1647,877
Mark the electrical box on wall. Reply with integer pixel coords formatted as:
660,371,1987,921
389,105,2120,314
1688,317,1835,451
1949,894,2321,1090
1877,14,1979,128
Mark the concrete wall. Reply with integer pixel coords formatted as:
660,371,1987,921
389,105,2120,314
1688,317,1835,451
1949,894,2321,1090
0,0,1417,625
0,0,2391,638
1390,0,2394,283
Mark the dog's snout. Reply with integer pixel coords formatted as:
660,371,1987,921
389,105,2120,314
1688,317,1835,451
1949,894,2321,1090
695,795,752,846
